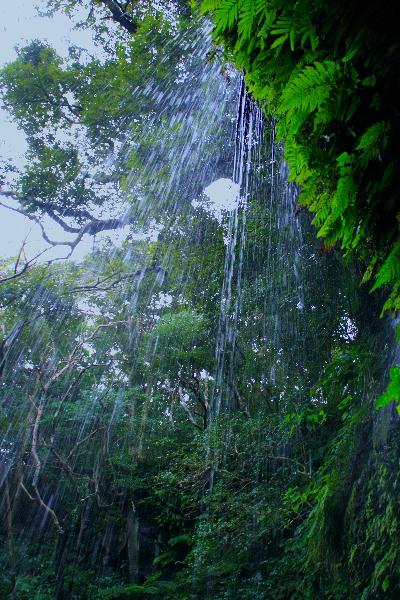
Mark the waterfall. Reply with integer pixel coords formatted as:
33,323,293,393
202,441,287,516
211,80,263,418
0,9,391,598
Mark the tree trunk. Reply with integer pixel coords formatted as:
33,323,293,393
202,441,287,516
127,503,140,583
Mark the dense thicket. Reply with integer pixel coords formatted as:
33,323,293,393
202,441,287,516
0,1,399,599
202,0,400,310
201,0,400,406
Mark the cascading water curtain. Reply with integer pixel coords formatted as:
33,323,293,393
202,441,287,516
211,80,264,418
1,7,390,598
0,16,242,579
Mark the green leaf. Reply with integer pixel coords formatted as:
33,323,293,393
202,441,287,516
375,367,400,409
382,576,390,592
271,34,289,49
280,61,339,115
362,75,377,87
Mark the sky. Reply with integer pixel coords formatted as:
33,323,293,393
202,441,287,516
0,0,103,262
0,0,99,158
0,1,238,265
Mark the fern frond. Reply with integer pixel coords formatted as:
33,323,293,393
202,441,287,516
237,0,265,42
371,242,400,292
331,155,356,220
361,255,379,284
316,213,342,245
200,0,220,14
213,0,243,34
356,121,389,166
284,140,311,183
280,61,339,115
376,366,400,408
310,193,332,226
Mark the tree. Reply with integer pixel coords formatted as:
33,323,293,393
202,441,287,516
0,6,189,257
1,2,399,599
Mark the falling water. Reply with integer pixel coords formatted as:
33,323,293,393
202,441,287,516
211,81,264,418
0,11,388,597
0,18,246,573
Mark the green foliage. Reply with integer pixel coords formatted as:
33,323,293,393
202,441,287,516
202,0,400,316
280,61,340,115
0,245,394,599
97,572,176,599
0,10,185,226
376,366,400,411
0,41,74,135
144,309,211,376
0,3,398,600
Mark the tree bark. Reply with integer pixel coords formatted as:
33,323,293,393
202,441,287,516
127,502,140,583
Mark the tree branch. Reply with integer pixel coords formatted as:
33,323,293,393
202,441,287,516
0,247,49,285
100,0,138,33
0,196,132,259
28,394,64,534
178,386,204,431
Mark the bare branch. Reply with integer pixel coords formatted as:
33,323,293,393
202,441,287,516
67,427,102,460
178,386,204,431
20,481,35,502
46,445,80,491
0,248,49,285
0,197,132,259
100,0,138,33
69,272,138,293
28,394,64,534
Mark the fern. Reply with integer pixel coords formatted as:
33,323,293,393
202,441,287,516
270,13,319,52
330,153,356,221
213,0,243,34
371,242,400,292
270,17,294,50
237,0,265,42
284,140,311,183
376,366,400,410
200,0,220,13
316,211,341,245
356,121,389,166
205,0,400,319
286,109,310,136
280,61,339,116
361,255,379,284
381,283,400,314
333,175,356,219
310,194,332,227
